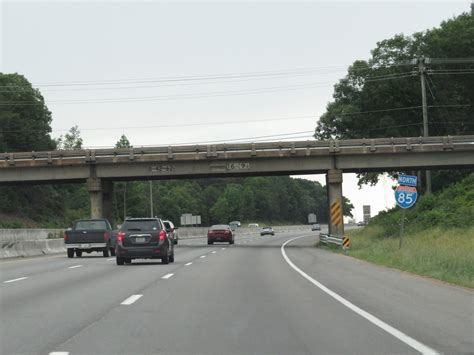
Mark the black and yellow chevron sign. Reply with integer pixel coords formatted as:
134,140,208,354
342,236,350,249
330,200,343,226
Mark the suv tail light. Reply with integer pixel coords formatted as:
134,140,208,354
159,230,166,242
117,231,123,244
103,232,109,241
63,232,67,242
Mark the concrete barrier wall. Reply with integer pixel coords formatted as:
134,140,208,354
0,229,64,242
0,239,65,259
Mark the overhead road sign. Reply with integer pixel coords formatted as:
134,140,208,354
398,175,417,187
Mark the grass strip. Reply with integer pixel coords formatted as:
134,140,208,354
321,226,474,288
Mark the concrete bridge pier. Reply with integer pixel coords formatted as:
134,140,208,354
326,169,344,236
87,178,114,226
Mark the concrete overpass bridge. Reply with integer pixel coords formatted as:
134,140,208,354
1,135,473,236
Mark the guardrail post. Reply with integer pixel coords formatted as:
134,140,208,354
87,177,103,219
326,169,344,237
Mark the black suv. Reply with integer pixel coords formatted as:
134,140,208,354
116,217,175,265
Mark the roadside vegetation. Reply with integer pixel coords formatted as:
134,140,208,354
314,8,473,288
327,174,474,288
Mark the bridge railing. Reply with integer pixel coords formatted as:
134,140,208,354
1,135,473,166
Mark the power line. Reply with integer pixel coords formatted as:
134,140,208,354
0,115,316,134
0,82,336,105
81,130,317,149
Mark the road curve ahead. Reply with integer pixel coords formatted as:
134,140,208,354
1,232,472,354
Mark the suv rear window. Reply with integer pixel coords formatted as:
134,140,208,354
75,220,108,230
122,220,161,231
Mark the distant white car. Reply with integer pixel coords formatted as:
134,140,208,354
311,223,321,231
248,223,259,228
357,221,366,226
260,227,274,236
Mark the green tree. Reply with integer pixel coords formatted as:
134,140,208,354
0,73,55,152
55,126,83,150
315,9,474,189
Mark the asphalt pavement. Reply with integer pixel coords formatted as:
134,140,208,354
0,231,472,355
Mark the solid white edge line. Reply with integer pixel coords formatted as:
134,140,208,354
4,277,28,283
185,262,193,266
120,294,143,305
162,273,174,279
281,236,439,355
68,265,83,269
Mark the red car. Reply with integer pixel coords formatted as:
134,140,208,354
207,224,234,245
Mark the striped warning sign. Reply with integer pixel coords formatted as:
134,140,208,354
342,236,350,249
330,200,343,226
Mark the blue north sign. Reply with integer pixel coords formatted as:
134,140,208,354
398,174,417,187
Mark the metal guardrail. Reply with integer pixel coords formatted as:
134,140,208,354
1,135,473,167
319,234,350,249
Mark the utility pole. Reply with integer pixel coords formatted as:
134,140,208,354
149,181,154,217
417,57,432,193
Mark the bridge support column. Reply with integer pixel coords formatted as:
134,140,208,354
87,178,114,225
87,177,103,219
103,181,114,227
326,169,344,236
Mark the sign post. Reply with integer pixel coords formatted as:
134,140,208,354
395,175,418,248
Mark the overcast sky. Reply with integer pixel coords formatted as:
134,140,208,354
1,0,470,220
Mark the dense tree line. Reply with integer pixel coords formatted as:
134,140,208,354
315,8,474,189
112,177,353,227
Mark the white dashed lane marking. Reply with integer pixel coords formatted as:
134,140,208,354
221,248,226,250
162,273,174,279
120,294,143,305
68,265,83,269
211,251,217,254
107,258,115,261
3,277,28,284
185,262,193,266
200,255,206,259
49,352,69,355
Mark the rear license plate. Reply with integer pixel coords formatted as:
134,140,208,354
81,244,90,248
135,237,145,243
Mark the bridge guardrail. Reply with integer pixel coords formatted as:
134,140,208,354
319,234,350,250
1,135,473,165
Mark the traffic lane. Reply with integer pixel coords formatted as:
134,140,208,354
0,252,115,283
54,232,416,355
0,243,216,355
285,235,474,354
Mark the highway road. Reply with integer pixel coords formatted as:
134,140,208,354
1,231,473,355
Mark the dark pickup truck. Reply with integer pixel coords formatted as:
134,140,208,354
64,219,116,258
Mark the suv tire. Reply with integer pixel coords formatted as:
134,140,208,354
75,250,82,257
116,257,125,265
103,248,110,257
67,249,74,258
162,253,169,264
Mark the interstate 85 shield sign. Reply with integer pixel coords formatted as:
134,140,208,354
395,185,417,209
